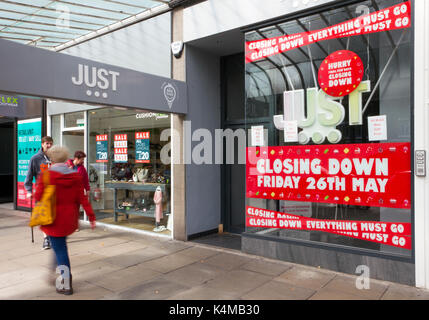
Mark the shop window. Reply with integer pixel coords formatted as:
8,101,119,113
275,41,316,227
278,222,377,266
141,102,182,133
244,0,413,257
88,108,171,235
51,115,61,146
64,112,85,128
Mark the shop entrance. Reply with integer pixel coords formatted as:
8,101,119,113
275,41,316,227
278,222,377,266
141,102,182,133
0,118,14,203
221,53,246,234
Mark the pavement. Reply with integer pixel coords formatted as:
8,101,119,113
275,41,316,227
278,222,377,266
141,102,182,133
1,205,429,300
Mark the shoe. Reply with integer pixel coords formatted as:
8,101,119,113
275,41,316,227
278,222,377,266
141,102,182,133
42,237,51,250
153,225,166,232
56,274,73,295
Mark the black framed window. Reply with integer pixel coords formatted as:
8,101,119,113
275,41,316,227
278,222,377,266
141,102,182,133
244,0,413,258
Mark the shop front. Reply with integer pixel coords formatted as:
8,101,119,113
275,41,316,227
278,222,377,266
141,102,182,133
0,37,187,239
48,103,173,236
242,0,414,285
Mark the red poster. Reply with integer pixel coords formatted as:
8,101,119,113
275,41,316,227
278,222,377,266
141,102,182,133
246,143,411,209
245,1,411,63
96,134,108,142
246,206,412,250
17,182,36,208
318,50,364,97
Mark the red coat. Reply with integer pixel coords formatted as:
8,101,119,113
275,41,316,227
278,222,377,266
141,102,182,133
34,164,95,237
66,159,90,192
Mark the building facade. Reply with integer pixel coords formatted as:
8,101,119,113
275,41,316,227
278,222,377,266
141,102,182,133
1,0,429,288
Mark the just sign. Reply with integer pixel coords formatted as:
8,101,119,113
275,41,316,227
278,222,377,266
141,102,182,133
71,64,120,99
274,80,371,145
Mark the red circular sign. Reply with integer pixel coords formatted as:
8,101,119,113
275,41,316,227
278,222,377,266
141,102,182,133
318,50,364,97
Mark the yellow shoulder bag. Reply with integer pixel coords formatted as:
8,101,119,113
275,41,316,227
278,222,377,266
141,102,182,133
29,170,56,227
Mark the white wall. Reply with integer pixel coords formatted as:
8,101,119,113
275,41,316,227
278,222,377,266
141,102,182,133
61,12,171,78
183,0,335,42
414,0,429,290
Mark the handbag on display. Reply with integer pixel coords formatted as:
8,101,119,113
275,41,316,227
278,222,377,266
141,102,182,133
29,171,56,227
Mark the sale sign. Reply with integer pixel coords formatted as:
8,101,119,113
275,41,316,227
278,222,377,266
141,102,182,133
135,132,150,164
245,1,411,63
318,50,364,97
246,143,411,209
246,206,412,250
96,134,108,163
114,134,128,163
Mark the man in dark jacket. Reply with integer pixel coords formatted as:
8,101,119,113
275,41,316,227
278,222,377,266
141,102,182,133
24,136,53,250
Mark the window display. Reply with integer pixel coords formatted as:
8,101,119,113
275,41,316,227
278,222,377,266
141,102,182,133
88,108,171,235
244,0,412,257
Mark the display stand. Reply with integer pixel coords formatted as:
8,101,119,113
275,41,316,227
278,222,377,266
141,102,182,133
105,182,167,222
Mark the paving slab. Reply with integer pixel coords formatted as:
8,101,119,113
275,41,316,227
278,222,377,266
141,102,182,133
177,246,220,261
203,269,273,297
163,262,224,287
241,280,316,300
241,259,293,277
138,251,203,274
202,252,253,271
102,247,169,268
309,288,367,300
167,285,239,300
0,265,50,290
71,260,126,282
321,274,388,300
381,284,429,300
87,267,161,292
106,278,191,300
86,240,148,257
33,280,114,300
274,266,337,291
0,278,53,300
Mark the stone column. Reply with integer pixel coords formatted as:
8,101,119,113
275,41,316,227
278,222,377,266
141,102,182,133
171,7,187,241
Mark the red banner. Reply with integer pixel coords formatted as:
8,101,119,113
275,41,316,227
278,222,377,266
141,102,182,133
246,143,411,209
246,206,412,249
245,1,411,63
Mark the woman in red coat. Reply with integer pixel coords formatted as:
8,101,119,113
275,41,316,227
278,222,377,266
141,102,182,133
35,146,96,295
66,150,90,194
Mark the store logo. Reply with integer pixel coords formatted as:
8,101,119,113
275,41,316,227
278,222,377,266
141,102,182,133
71,64,120,99
162,82,177,109
0,95,18,107
274,81,371,145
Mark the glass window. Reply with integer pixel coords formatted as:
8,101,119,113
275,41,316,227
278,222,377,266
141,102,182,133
88,108,172,235
245,0,412,257
51,115,61,147
64,112,85,128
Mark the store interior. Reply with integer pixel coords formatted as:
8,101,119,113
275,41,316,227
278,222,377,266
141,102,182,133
48,101,172,236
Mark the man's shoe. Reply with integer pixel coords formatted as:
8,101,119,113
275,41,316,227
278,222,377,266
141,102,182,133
42,237,51,250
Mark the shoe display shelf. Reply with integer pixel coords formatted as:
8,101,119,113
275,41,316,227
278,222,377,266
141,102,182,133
105,181,169,222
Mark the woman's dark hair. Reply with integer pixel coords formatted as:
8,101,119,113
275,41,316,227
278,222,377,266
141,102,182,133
74,151,86,159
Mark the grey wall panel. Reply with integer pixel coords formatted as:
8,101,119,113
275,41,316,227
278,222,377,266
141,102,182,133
62,12,171,78
185,45,221,236
184,0,336,42
0,38,187,114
